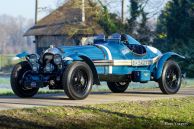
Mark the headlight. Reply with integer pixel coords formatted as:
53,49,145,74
28,54,38,64
54,54,62,65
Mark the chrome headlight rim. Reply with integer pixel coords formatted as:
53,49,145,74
53,54,62,65
28,54,39,64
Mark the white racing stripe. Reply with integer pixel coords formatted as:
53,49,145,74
93,56,161,66
96,44,161,73
97,45,113,74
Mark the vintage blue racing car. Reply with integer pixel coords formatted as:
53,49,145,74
11,33,185,100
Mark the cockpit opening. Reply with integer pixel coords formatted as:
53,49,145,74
121,34,146,56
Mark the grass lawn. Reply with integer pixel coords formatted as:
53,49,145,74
182,78,194,87
0,88,64,96
0,97,193,129
0,77,10,85
1,77,194,87
0,89,14,96
0,77,194,96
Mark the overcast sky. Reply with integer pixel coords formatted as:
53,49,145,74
0,0,58,19
0,0,168,20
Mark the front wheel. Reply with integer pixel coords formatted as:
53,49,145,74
107,82,129,93
158,60,182,94
62,62,93,100
11,61,39,98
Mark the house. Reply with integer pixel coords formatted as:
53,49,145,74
24,0,104,54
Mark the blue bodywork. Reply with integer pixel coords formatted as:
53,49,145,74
17,33,185,85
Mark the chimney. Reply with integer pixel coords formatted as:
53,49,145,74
82,0,85,23
35,0,38,24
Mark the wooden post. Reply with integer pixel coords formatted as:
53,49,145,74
35,0,38,53
121,0,125,23
35,0,38,24
82,0,85,23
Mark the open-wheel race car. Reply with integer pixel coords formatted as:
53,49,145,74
11,33,185,100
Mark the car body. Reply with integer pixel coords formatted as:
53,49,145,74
11,33,185,100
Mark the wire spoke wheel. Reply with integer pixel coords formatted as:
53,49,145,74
11,61,39,98
72,69,88,95
165,67,179,89
107,81,130,93
159,60,181,94
63,62,93,100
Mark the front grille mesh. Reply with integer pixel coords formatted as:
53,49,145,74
43,54,54,64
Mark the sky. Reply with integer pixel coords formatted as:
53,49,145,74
0,0,168,21
0,0,58,19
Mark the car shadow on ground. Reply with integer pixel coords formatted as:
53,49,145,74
125,91,163,95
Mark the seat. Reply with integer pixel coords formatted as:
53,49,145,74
94,34,106,44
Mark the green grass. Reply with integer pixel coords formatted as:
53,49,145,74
0,89,13,96
1,77,194,87
0,77,194,96
0,55,20,68
0,87,109,96
0,97,193,129
182,78,194,87
0,78,10,85
0,89,64,96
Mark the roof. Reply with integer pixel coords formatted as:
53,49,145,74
24,0,104,36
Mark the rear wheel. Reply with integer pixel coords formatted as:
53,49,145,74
11,61,39,98
158,60,182,94
62,62,93,100
107,82,129,93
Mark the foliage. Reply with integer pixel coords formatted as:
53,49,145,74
154,0,194,77
136,11,152,45
96,0,125,35
127,0,140,34
97,0,153,44
0,97,194,129
128,0,152,44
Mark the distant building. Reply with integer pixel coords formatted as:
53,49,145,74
24,0,104,54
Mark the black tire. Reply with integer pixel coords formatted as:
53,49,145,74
158,60,182,94
62,62,93,100
107,82,129,93
11,61,39,98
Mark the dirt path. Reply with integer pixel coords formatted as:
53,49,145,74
0,88,193,110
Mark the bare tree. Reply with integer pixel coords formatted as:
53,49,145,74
0,15,34,54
